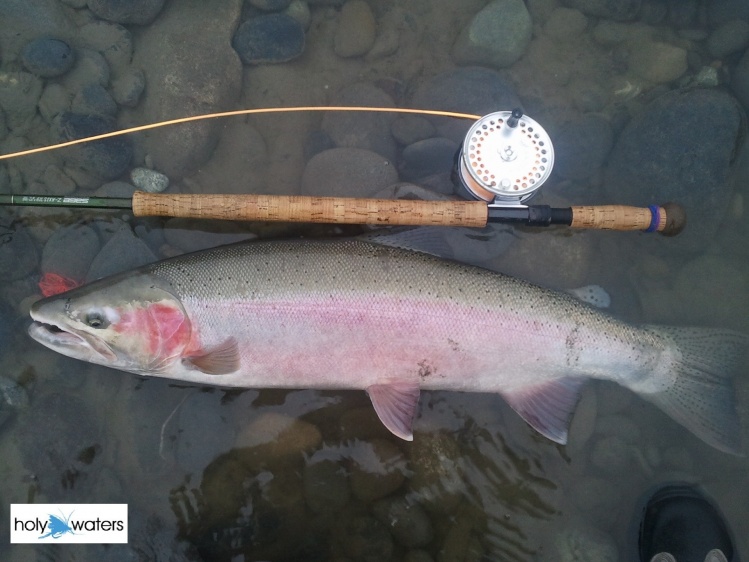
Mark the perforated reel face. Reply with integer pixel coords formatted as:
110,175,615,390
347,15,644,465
459,111,554,203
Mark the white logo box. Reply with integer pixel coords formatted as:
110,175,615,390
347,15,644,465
10,504,128,544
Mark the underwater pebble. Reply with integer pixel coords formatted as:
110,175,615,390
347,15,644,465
234,412,322,466
286,0,311,29
249,0,293,10
61,48,111,90
707,19,749,58
399,137,458,183
0,376,29,429
175,392,236,474
111,67,145,107
553,522,618,562
38,83,71,123
303,458,351,513
41,223,101,281
21,38,75,78
88,0,166,25
553,114,613,181
71,83,118,117
130,167,170,193
0,72,44,129
372,496,434,548
350,438,407,502
301,147,398,198
563,0,640,20
589,435,636,475
232,14,305,64
544,8,587,41
86,225,157,281
452,0,532,68
77,21,133,73
0,221,37,282
408,432,465,513
391,115,437,146
334,0,376,58
628,41,688,83
342,515,394,562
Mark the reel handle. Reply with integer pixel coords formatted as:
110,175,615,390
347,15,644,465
132,191,489,227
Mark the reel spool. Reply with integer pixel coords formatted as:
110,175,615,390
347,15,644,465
454,109,554,204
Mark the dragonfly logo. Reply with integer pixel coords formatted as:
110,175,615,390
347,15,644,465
39,510,75,539
10,504,128,544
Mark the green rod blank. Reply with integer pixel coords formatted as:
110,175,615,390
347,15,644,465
0,194,132,210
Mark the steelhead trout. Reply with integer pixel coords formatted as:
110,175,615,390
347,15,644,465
28,239,747,453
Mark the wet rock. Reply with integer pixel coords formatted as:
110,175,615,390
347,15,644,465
408,432,465,512
391,115,437,146
56,112,133,179
76,21,133,73
321,83,397,161
130,167,169,193
71,83,118,117
552,521,618,562
349,438,407,502
41,223,100,281
301,148,398,198
96,180,137,197
628,41,688,83
111,67,145,107
730,48,749,110
86,225,156,281
87,0,166,25
334,0,376,58
175,392,236,475
286,0,311,29
38,83,71,123
127,0,242,178
341,515,394,562
372,496,434,548
604,88,744,252
16,393,101,500
233,13,305,64
707,20,749,59
250,0,293,10
21,38,75,78
452,0,532,68
561,0,640,21
399,137,458,183
0,375,29,429
234,412,322,468
553,114,613,181
0,221,37,282
60,48,110,91
544,8,588,42
0,72,44,129
410,67,522,143
0,0,76,62
303,457,351,512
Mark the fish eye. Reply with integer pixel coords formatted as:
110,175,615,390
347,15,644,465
85,311,109,329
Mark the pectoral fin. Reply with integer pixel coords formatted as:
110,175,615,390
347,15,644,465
182,337,240,375
501,377,586,444
367,381,421,441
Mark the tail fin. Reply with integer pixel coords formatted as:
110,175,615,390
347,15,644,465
642,326,747,455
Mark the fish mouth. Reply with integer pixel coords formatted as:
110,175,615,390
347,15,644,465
28,317,117,362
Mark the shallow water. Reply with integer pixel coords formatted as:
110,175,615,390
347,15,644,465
1,1,749,561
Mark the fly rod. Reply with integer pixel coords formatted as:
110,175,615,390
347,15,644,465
0,192,685,235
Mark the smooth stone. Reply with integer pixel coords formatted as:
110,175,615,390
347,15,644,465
452,0,532,68
553,114,613,180
628,41,688,83
732,48,749,109
410,67,522,143
321,82,397,161
232,13,305,64
41,223,101,281
86,225,156,281
87,0,166,25
41,164,77,195
544,8,588,41
234,412,322,466
76,21,133,73
55,112,133,179
553,521,618,562
342,516,394,562
0,0,76,63
250,0,293,10
560,0,640,21
707,20,749,59
349,438,407,502
126,0,242,178
71,83,118,117
175,392,236,474
21,38,75,78
38,83,71,123
408,432,465,513
589,435,636,475
163,218,256,253
708,0,749,26
0,72,43,129
111,67,145,107
303,458,351,513
301,148,398,198
95,180,137,198
604,88,743,253
285,0,311,29
0,220,37,282
399,137,458,182
60,47,110,91
372,497,434,548
0,376,28,429
334,0,376,58
130,167,169,193
391,115,437,146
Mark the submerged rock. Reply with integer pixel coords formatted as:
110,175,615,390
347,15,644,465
232,13,305,64
87,0,166,25
21,38,75,78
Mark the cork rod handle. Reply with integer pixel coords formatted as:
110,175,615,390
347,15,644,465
569,203,685,236
131,192,490,228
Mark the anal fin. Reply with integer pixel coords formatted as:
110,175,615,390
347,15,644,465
182,337,240,375
501,377,586,444
367,381,421,441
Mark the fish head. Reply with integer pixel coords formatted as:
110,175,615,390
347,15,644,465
28,273,191,375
